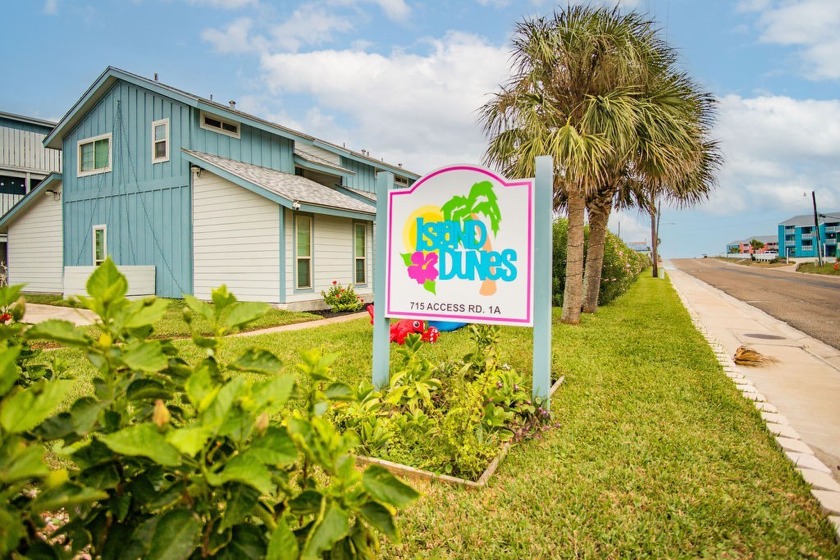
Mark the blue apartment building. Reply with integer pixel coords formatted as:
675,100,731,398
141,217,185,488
778,213,840,259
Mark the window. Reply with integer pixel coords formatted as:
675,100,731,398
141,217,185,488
296,215,312,289
354,222,366,284
199,110,240,138
93,225,107,266
77,133,112,176
152,118,169,163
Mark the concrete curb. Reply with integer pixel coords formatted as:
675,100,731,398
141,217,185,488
668,275,840,543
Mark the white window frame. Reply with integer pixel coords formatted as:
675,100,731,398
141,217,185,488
199,110,241,139
77,133,112,177
353,222,367,285
152,118,170,164
295,215,313,290
93,225,107,266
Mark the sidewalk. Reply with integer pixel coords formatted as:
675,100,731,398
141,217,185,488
665,262,840,533
23,303,98,326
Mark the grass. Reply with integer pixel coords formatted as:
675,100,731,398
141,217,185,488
27,296,323,342
797,262,840,276
715,257,791,268
35,278,839,557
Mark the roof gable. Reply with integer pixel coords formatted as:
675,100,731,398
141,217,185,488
44,67,420,180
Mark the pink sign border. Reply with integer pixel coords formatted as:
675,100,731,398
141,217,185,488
385,164,535,326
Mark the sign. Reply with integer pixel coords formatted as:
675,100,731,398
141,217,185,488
385,165,534,326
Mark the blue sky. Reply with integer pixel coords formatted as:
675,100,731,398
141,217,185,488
4,0,840,257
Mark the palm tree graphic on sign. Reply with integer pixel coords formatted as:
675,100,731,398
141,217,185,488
403,180,502,295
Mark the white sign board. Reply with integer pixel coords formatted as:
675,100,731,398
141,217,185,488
385,165,534,326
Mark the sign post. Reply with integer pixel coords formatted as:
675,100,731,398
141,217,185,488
372,158,553,405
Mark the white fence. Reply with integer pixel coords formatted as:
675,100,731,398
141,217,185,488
722,253,778,262
64,265,156,298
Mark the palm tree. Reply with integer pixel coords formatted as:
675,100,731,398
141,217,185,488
582,73,721,312
480,5,677,324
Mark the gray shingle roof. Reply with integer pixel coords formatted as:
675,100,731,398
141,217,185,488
184,150,375,215
728,235,778,245
780,212,840,227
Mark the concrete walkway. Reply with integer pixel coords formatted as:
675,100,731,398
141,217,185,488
23,303,98,326
666,261,840,536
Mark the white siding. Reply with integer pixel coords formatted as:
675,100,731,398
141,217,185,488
283,210,374,308
7,186,63,292
193,171,280,302
297,144,341,166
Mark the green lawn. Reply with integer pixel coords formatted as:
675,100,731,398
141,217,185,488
27,296,323,340
37,278,839,557
797,262,840,276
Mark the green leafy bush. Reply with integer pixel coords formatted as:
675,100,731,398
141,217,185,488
0,259,417,559
597,231,650,306
333,326,553,480
321,281,364,312
552,218,650,306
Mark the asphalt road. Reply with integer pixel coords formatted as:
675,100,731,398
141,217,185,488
671,259,840,350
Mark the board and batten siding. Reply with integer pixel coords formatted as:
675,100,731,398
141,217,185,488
7,185,63,292
0,119,62,175
61,81,192,297
283,210,374,308
193,171,280,302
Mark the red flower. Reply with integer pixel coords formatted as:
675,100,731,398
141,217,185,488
0,312,11,324
332,280,337,285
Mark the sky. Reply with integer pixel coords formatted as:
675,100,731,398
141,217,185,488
4,0,840,258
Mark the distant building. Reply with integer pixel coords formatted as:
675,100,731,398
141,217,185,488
0,112,62,265
627,241,650,254
778,213,840,259
725,235,778,255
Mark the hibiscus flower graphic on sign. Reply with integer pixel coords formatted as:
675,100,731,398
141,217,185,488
386,165,534,326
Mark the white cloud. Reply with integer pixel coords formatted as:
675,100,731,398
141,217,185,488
202,17,267,54
748,0,840,79
269,4,354,51
477,0,512,7
372,0,410,21
258,31,510,173
44,0,58,15
703,94,840,215
204,4,354,53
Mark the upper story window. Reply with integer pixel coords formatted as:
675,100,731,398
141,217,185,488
152,118,170,163
78,133,112,177
200,111,240,139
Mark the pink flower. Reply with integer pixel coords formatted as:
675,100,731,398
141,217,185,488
407,251,439,284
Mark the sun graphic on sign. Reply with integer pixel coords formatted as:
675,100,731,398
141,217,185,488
402,205,443,252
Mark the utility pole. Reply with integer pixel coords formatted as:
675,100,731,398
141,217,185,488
812,191,824,267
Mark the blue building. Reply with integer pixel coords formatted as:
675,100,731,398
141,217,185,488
0,67,419,309
778,213,840,259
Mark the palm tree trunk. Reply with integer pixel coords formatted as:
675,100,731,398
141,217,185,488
561,187,586,324
650,205,659,278
583,189,613,313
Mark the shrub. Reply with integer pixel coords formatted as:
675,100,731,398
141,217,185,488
0,259,418,559
333,326,553,480
322,280,364,312
551,218,650,306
